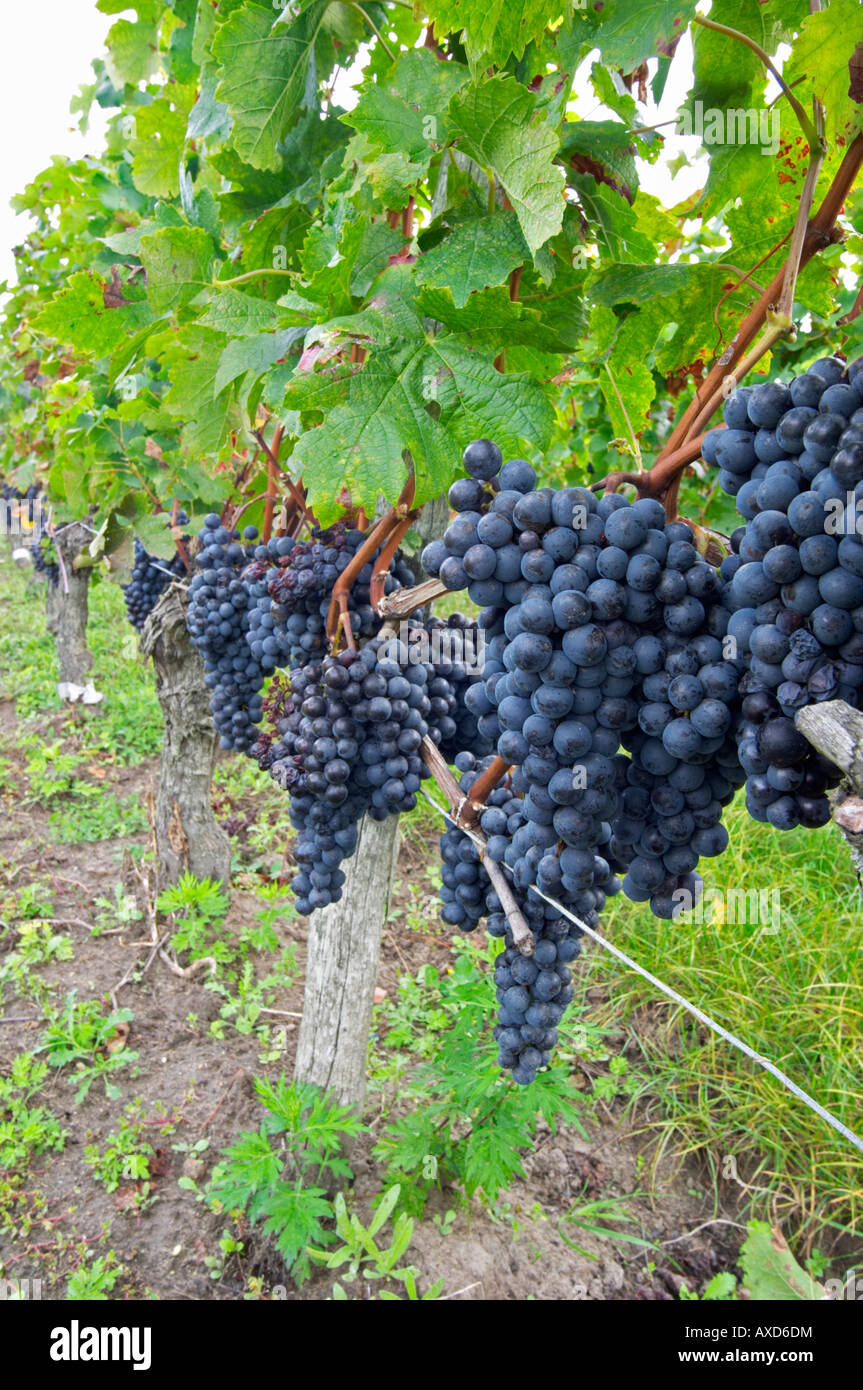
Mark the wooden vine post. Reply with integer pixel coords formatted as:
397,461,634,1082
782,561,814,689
294,813,401,1111
796,701,863,888
45,522,95,689
142,584,231,888
293,494,534,1113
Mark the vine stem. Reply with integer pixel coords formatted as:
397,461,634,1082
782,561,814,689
252,427,311,526
777,116,827,322
326,478,416,647
213,268,296,289
494,265,523,371
326,510,399,648
228,491,270,534
376,575,450,618
591,430,716,499
258,423,284,544
369,514,416,609
348,1,396,62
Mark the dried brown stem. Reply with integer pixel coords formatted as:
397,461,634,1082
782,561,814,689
376,576,450,619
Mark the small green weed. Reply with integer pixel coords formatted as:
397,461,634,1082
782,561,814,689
0,1053,66,1171
310,1184,445,1300
205,1076,364,1286
36,993,138,1101
65,1253,122,1300
84,1120,154,1193
49,792,148,844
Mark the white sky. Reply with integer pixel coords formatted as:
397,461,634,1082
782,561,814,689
0,0,112,287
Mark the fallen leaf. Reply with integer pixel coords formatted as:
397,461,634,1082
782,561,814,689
105,1020,131,1056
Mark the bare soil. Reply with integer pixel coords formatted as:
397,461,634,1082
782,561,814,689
0,699,743,1302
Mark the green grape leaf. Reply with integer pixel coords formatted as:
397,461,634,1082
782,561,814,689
130,95,190,199
342,47,469,161
425,0,575,67
589,62,638,125
214,327,305,395
199,288,288,336
448,76,565,255
139,226,215,316
560,121,639,204
163,326,244,455
427,336,554,451
337,136,428,208
302,216,404,311
286,330,552,522
238,202,314,281
590,0,697,72
692,0,770,106
415,211,528,306
101,0,161,86
569,175,657,262
31,272,152,357
417,285,571,353
213,0,330,171
786,0,863,142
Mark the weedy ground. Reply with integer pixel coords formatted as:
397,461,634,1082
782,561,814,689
0,558,859,1301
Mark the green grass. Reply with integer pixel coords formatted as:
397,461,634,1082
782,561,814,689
0,564,162,763
589,795,863,1247
48,792,149,843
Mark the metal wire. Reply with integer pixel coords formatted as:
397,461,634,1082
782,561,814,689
420,788,863,1156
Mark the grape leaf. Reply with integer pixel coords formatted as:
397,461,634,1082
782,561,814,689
603,339,659,445
428,336,555,449
214,327,305,395
693,0,768,106
101,0,161,86
31,272,152,356
163,326,243,455
139,226,215,316
448,76,565,255
336,136,428,208
237,202,314,286
213,0,330,171
415,211,527,306
560,120,639,204
130,95,190,199
425,0,575,67
286,351,442,523
199,288,288,336
187,72,232,143
341,48,469,160
285,331,552,521
786,0,863,141
590,0,697,72
569,175,657,262
301,216,404,311
417,285,571,353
